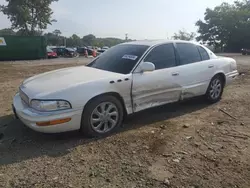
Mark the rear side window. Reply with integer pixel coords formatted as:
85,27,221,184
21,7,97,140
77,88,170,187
197,46,210,60
176,43,201,65
144,44,176,70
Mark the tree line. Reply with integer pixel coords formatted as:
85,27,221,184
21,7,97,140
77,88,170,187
196,0,250,52
1,0,250,51
43,31,130,48
0,28,130,48
0,0,129,47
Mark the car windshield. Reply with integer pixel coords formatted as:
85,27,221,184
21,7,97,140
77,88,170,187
87,44,149,74
66,48,75,52
47,48,53,52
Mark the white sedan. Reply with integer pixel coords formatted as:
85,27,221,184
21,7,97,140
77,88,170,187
12,40,238,136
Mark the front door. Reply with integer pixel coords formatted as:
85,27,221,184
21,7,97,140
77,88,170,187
132,43,182,112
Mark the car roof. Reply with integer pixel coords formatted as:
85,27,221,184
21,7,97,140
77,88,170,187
122,40,198,47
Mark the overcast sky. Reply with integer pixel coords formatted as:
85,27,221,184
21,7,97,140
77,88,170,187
0,0,235,40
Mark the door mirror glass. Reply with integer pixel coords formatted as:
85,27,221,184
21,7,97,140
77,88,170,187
140,62,155,72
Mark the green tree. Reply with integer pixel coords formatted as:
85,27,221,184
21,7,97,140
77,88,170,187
0,0,58,36
196,0,250,52
52,29,61,36
172,29,196,41
0,28,16,35
93,37,125,48
66,34,81,47
44,32,64,46
82,34,96,46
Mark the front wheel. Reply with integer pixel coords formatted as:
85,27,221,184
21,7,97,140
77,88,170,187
81,95,124,137
205,75,224,103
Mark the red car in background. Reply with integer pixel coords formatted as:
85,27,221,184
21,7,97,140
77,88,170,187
47,47,58,58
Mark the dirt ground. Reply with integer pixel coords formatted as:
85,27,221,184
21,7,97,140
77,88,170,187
0,55,250,188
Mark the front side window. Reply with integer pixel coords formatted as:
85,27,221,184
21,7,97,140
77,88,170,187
87,44,149,74
176,43,201,65
144,44,176,70
197,46,210,61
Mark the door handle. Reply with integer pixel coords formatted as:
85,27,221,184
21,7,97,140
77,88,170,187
208,65,214,68
172,72,179,76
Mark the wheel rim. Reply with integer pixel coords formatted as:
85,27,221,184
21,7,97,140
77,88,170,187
90,102,119,133
209,78,222,99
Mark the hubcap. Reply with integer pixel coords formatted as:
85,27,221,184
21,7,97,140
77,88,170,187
209,78,222,99
90,102,119,133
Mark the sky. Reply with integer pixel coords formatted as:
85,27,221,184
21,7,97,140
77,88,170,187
0,0,236,40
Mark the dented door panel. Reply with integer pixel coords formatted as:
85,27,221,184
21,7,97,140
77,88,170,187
132,68,182,112
174,61,215,99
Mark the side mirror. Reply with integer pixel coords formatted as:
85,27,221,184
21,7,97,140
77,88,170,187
140,62,155,72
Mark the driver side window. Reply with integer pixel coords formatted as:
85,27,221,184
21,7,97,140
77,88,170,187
144,43,176,70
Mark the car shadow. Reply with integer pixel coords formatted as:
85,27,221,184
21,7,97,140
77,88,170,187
0,97,210,166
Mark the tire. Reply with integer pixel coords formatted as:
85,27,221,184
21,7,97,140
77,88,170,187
205,75,224,103
81,95,124,137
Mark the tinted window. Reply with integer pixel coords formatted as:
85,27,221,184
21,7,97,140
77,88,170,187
55,48,64,52
144,44,176,70
176,43,201,65
77,48,84,53
197,46,210,60
87,44,149,74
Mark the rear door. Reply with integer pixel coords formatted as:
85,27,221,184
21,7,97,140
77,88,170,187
132,43,182,112
174,43,215,99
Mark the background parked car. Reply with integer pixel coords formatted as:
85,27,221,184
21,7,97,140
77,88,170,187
97,49,106,56
97,49,106,53
47,47,58,58
77,47,94,56
241,48,250,55
102,46,109,50
52,47,79,57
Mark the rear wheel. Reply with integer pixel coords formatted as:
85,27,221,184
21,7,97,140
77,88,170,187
206,75,224,103
81,95,124,137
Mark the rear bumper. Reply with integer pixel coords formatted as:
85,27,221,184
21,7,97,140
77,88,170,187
12,93,82,133
225,70,238,86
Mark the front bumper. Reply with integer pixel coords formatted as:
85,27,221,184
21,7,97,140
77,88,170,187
225,70,238,86
12,93,82,133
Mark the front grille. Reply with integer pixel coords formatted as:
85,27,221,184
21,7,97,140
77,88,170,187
19,88,29,105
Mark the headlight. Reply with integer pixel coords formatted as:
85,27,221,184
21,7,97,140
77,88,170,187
30,100,71,112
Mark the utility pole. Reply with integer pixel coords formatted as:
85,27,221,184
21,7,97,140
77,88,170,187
64,37,67,47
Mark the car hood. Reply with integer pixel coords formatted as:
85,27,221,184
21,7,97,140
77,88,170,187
21,66,122,98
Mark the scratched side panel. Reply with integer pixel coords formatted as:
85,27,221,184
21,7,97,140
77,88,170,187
173,60,216,100
132,87,182,112
112,75,133,114
132,69,182,113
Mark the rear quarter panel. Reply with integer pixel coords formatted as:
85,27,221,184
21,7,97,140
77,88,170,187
213,57,234,75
